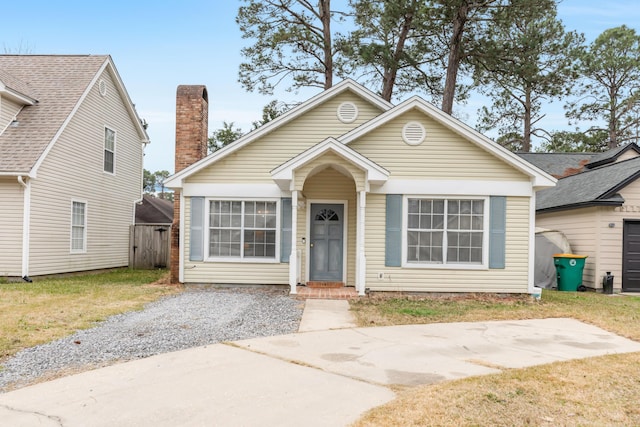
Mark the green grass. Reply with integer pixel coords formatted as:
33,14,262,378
0,268,179,362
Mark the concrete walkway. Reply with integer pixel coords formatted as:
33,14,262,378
2,300,640,426
297,299,356,332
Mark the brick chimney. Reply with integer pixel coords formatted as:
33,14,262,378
171,85,208,284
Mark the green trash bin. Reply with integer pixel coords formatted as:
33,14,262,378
553,254,588,291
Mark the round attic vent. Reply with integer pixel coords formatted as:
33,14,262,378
402,121,426,145
98,79,107,97
337,102,358,123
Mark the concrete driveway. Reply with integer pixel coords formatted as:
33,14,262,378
1,314,640,426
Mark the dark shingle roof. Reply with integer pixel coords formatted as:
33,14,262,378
536,157,640,212
518,152,593,178
135,195,174,224
0,55,109,173
586,142,640,168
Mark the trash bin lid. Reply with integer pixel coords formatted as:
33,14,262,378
553,253,588,258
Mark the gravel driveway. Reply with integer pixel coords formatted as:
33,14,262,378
0,286,304,392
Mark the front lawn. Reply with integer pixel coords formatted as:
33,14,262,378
351,290,640,426
0,269,178,362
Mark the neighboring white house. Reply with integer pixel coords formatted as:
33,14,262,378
166,80,555,295
0,55,149,279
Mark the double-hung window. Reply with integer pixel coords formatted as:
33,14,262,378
209,200,277,259
71,201,87,253
406,198,485,266
104,127,115,174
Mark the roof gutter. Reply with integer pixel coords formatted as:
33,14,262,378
537,199,625,214
0,83,38,106
17,175,32,282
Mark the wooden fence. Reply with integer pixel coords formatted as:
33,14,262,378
129,224,171,269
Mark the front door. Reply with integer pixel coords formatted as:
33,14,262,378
310,203,344,282
623,220,640,292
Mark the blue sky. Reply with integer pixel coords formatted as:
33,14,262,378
3,1,639,173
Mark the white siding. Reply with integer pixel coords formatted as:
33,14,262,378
365,195,531,293
0,96,22,135
27,68,144,276
0,177,23,276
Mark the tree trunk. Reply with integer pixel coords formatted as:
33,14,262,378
442,1,470,114
381,8,415,101
523,88,531,152
319,0,333,89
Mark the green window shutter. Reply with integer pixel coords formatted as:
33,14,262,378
280,198,292,263
190,197,205,262
385,194,403,267
489,196,506,269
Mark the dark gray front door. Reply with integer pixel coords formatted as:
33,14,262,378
623,220,640,292
310,204,344,282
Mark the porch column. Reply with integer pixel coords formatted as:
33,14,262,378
356,190,367,295
289,190,299,294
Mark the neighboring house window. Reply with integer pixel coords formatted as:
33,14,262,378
406,198,485,266
104,127,115,173
208,200,277,259
71,201,87,252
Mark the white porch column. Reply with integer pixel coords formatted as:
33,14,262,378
289,190,299,294
356,190,367,295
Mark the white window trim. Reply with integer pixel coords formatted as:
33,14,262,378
204,197,280,263
103,126,116,175
70,199,88,254
401,195,489,270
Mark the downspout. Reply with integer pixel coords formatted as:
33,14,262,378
528,186,537,294
17,176,32,282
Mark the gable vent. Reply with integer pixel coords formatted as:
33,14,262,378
402,121,426,145
337,102,358,123
98,79,107,97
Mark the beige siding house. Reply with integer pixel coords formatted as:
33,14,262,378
523,144,640,292
0,55,148,279
166,81,555,295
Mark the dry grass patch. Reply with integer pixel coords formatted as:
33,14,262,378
0,269,178,362
351,290,640,426
354,352,640,427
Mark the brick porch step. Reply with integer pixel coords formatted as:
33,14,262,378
294,286,359,300
306,281,344,289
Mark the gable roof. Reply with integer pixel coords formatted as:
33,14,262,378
135,195,174,224
536,156,640,212
166,80,555,190
338,96,556,189
0,55,149,176
165,79,392,188
271,137,389,191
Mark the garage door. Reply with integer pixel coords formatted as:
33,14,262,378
623,221,640,292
